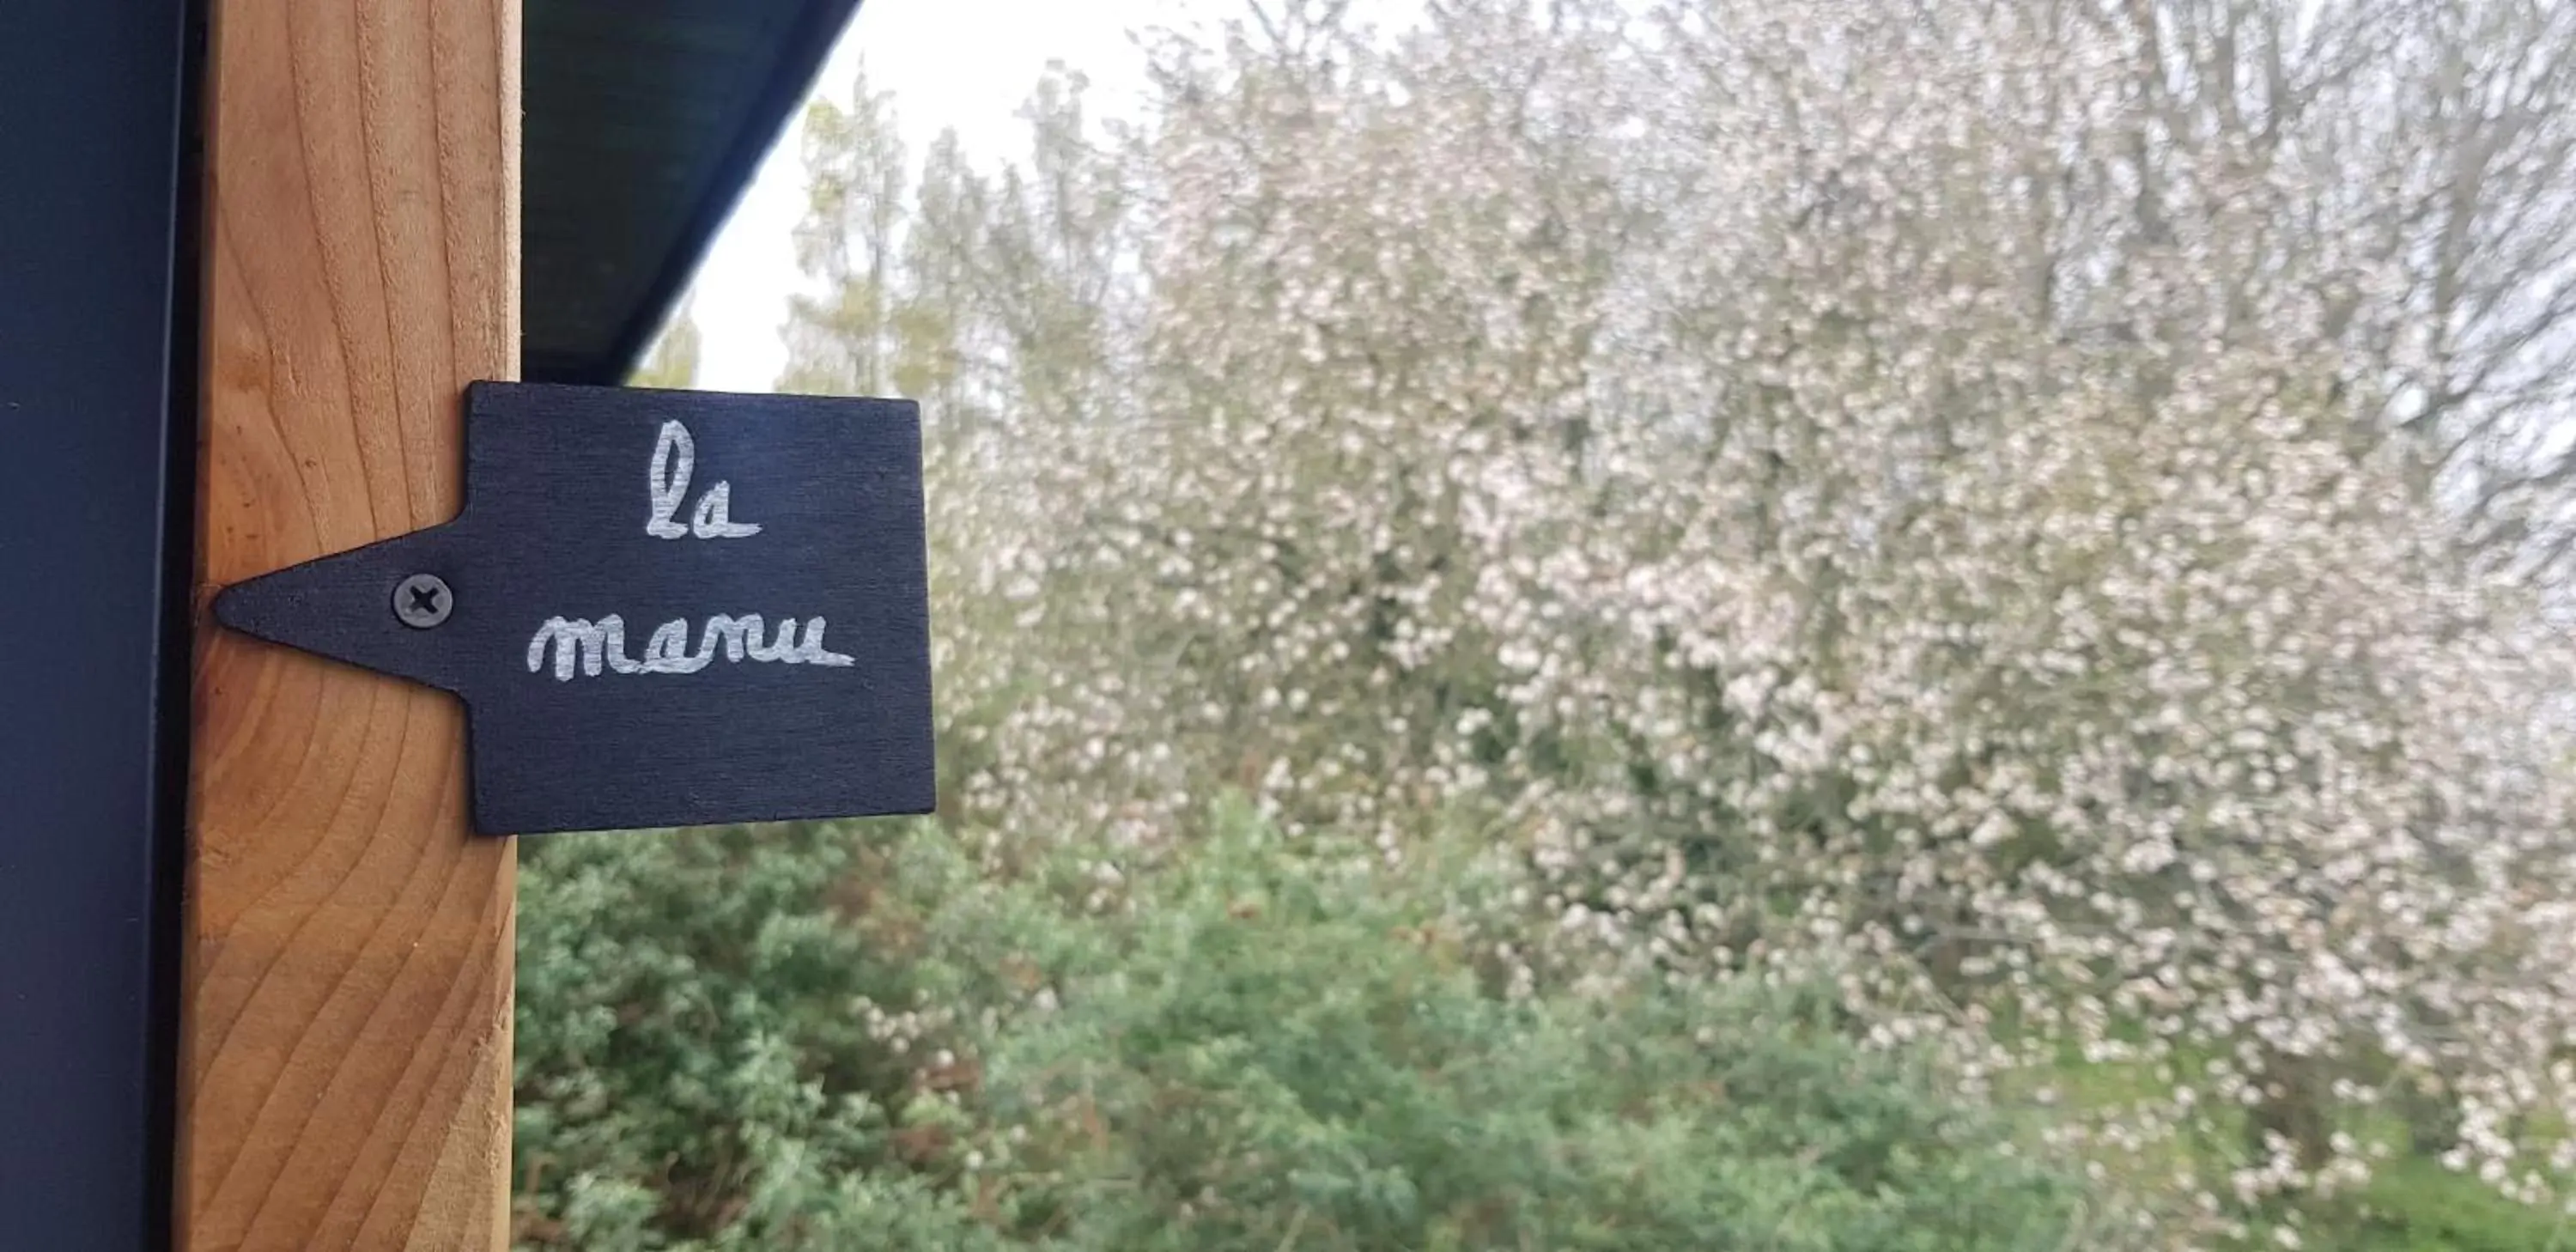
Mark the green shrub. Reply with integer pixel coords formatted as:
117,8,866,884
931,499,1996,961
515,807,2092,1250
2297,1158,2574,1252
513,822,908,1248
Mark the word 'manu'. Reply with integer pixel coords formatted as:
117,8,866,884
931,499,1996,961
527,613,854,681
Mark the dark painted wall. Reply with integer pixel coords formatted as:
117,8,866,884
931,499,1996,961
0,1,199,1247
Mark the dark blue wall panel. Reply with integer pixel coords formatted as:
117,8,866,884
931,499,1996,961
0,1,199,1248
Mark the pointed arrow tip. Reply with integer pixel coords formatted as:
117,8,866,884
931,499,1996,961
207,543,461,696
212,566,307,646
210,578,258,633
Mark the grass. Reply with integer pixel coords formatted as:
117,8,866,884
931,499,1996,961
2322,1157,2574,1252
2001,1050,2576,1250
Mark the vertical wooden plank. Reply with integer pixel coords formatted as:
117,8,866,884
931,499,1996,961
185,0,518,1248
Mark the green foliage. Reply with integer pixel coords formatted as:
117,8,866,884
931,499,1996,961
515,807,2089,1250
2313,1158,2573,1252
528,3,2576,1246
629,306,702,390
513,824,902,1247
986,818,2086,1251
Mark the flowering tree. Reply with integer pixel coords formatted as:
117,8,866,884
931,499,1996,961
781,0,2576,1237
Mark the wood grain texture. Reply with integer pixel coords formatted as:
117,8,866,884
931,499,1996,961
185,0,519,1248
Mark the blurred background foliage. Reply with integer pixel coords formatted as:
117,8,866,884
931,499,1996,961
519,0,2576,1246
518,806,2088,1249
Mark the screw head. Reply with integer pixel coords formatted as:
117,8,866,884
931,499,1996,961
393,573,453,629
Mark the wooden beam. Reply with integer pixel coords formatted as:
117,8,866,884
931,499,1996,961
184,1,518,1248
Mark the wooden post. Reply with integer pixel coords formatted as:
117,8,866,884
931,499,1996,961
185,0,518,1248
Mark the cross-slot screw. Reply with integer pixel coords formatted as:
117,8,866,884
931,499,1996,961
393,573,453,629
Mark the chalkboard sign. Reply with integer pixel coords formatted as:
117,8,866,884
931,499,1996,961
215,382,936,835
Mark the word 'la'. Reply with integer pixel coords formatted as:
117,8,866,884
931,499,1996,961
647,420,761,539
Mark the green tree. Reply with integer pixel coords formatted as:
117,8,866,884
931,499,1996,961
514,811,2093,1251
531,1,2576,1245
630,304,702,389
780,64,908,398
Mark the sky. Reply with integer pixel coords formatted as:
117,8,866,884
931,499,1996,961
687,0,1207,392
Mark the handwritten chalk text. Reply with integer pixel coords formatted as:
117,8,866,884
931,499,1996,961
647,420,762,539
527,612,854,680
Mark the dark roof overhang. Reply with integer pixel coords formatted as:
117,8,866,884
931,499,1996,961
525,0,864,383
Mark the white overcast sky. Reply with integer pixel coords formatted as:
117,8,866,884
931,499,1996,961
684,0,1425,392
685,0,1207,392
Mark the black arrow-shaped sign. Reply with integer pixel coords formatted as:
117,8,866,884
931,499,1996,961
216,381,936,836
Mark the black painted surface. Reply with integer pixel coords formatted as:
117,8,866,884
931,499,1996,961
525,0,866,383
216,383,936,836
0,0,201,1247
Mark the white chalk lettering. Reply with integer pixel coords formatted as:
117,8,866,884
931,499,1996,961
646,420,762,539
641,619,702,673
543,422,857,684
527,611,854,682
527,615,642,679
